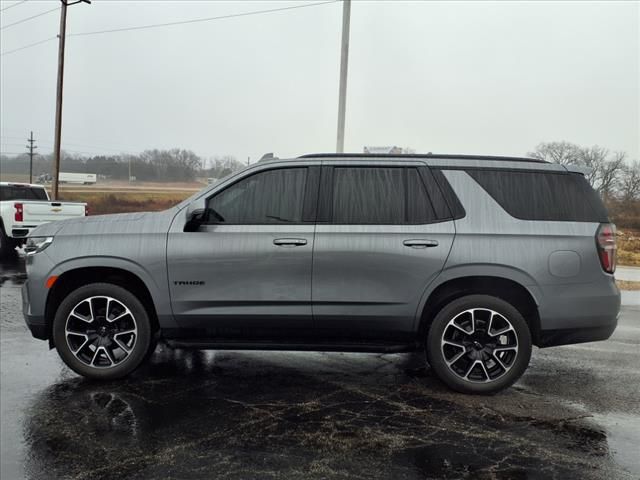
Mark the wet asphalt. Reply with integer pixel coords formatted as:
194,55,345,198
1,256,639,480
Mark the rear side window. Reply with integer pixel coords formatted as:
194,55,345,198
0,185,48,201
328,167,438,224
468,170,608,222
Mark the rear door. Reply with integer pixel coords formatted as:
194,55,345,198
312,162,455,338
167,163,320,337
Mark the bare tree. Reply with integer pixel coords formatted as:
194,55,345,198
620,160,640,200
205,155,244,179
529,142,627,197
528,141,581,165
596,151,626,198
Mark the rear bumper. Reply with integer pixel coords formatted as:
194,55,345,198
537,320,617,347
535,277,620,348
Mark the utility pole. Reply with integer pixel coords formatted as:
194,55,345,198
336,0,351,154
51,0,91,200
26,131,36,184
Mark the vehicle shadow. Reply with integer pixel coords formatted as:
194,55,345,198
0,254,26,285
22,345,614,480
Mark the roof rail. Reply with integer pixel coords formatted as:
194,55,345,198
298,153,548,164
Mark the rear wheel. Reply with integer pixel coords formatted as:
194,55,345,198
426,294,532,394
52,283,152,380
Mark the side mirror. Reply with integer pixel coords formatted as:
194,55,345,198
184,198,206,232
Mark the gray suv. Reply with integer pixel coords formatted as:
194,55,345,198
21,154,620,394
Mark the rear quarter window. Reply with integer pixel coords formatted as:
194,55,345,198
467,169,608,222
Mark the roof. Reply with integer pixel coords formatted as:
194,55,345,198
0,181,45,188
298,153,548,164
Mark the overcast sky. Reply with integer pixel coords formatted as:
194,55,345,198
1,0,638,163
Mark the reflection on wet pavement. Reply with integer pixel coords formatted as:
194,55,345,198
2,258,639,479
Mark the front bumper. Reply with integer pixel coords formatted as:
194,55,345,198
22,280,48,340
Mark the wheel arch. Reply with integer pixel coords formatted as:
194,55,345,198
417,273,541,346
45,266,161,345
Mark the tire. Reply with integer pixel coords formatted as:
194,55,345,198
52,283,152,380
0,223,17,259
426,294,532,395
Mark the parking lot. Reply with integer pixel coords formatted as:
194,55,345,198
1,256,639,480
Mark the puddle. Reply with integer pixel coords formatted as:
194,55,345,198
591,412,640,475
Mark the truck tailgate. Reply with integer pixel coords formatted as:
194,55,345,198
22,202,85,223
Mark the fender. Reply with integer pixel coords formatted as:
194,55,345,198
46,255,178,329
413,263,542,329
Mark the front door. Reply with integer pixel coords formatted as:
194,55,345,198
167,165,318,338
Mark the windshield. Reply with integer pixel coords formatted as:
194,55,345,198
0,185,48,201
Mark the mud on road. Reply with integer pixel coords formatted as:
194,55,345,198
1,256,639,479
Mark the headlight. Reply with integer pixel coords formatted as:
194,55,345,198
24,236,54,255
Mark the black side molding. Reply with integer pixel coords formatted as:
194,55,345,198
164,338,418,354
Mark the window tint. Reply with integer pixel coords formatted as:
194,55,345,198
430,169,465,219
468,169,609,222
330,167,437,224
407,168,437,223
207,168,307,224
0,185,48,201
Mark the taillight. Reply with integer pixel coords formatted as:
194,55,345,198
85,205,89,216
596,223,617,274
14,203,23,222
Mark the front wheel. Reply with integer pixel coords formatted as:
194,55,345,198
426,294,532,394
52,283,152,380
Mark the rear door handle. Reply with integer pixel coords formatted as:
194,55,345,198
273,238,307,246
403,239,439,248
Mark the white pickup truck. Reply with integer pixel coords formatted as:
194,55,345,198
0,182,87,257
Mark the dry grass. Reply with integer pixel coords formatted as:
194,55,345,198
616,280,640,291
0,173,30,183
59,191,190,215
617,228,640,267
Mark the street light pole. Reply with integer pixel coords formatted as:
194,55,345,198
51,0,91,200
336,0,351,154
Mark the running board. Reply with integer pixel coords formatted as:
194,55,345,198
164,339,417,354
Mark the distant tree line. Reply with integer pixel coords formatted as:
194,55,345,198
0,149,246,183
529,141,640,229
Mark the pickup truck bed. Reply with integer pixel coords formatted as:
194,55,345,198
0,182,87,257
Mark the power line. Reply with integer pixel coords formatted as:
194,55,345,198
69,0,337,37
2,134,145,154
0,6,59,31
3,1,337,55
0,36,57,56
0,0,27,13
0,0,338,55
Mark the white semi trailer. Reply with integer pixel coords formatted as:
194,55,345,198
59,172,97,185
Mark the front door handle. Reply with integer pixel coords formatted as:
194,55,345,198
273,238,307,246
403,239,439,248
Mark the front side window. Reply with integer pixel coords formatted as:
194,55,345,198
330,167,437,224
207,168,307,224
